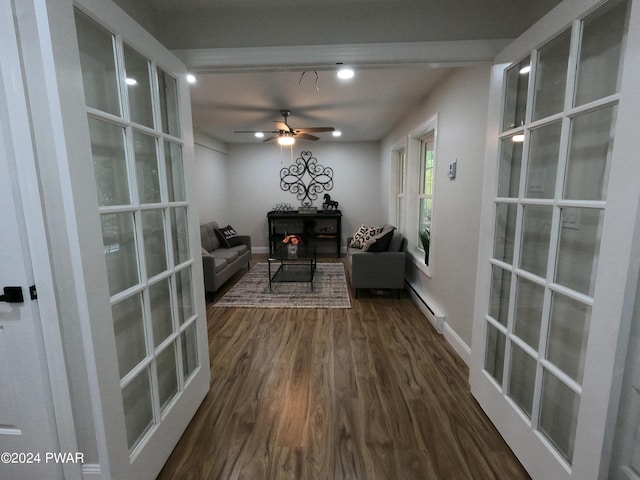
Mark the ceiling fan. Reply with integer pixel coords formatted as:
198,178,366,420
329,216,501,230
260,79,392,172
235,110,335,144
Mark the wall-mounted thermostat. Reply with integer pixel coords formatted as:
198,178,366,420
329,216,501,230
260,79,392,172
447,159,457,179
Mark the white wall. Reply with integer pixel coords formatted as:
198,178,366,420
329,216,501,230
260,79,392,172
381,66,491,353
194,131,229,225
225,142,382,252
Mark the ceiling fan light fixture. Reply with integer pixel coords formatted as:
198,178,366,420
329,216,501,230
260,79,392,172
278,135,295,146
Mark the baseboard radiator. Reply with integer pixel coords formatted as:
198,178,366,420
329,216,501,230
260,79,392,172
406,281,445,334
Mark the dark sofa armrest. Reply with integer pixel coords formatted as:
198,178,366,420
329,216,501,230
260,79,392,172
201,254,217,292
351,251,406,289
237,235,251,250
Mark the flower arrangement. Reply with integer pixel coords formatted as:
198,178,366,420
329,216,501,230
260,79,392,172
283,234,301,245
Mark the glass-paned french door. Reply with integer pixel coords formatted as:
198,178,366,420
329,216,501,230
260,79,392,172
480,0,629,474
75,7,199,455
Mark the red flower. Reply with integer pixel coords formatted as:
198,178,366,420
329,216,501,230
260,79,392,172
283,235,301,245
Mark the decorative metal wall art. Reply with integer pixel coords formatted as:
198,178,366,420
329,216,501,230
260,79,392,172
280,151,333,206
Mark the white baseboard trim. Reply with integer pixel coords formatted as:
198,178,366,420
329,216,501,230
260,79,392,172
406,280,444,333
82,464,103,479
443,321,471,367
406,280,471,367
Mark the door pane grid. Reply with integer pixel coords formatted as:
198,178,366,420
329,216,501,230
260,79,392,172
564,20,583,112
156,342,180,415
539,356,583,396
113,36,131,124
483,2,628,465
123,44,154,129
574,0,628,106
75,8,200,454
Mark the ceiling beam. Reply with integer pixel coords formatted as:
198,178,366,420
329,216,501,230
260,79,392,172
173,40,511,73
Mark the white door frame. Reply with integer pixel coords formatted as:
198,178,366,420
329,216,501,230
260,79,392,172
470,0,640,478
14,0,210,478
0,0,79,478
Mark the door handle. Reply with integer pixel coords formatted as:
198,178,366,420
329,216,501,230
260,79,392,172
0,286,24,303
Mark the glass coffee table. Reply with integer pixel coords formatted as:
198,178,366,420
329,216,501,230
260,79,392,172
268,244,317,291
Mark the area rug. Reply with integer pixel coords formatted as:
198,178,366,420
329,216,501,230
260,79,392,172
214,262,351,309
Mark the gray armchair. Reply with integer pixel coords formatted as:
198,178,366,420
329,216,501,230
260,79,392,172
347,229,407,298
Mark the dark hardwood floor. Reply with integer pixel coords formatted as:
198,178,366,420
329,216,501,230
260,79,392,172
157,255,530,480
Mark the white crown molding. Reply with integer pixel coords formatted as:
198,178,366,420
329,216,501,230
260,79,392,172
173,39,512,73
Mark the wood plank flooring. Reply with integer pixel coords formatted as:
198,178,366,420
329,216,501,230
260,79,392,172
157,256,530,480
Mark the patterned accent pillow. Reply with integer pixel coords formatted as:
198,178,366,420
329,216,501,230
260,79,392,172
215,225,242,248
362,227,395,252
349,224,383,249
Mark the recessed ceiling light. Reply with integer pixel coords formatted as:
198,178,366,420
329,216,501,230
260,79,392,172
332,130,342,137
337,68,354,80
125,78,137,86
519,65,531,75
186,74,197,84
254,132,264,138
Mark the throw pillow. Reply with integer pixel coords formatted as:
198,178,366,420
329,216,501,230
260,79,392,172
215,225,242,248
362,228,395,252
349,224,383,249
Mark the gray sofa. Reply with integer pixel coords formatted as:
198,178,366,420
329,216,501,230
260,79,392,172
200,221,252,297
347,225,407,298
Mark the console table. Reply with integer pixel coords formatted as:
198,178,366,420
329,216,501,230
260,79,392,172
267,210,342,257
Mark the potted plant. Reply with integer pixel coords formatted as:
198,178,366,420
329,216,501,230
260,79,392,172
419,226,430,265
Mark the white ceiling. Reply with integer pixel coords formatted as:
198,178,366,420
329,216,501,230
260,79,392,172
189,66,452,143
156,0,408,7
113,0,563,145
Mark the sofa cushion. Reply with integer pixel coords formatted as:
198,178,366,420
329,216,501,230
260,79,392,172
349,224,383,248
213,258,228,274
215,225,243,248
211,248,240,263
363,228,395,252
229,244,249,255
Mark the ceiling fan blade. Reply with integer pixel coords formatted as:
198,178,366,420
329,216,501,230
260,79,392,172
262,134,279,142
296,133,320,141
274,121,292,133
294,127,335,133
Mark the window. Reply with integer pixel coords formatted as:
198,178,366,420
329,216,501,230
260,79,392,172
395,148,406,230
417,132,435,264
